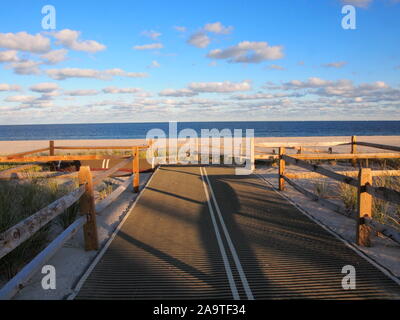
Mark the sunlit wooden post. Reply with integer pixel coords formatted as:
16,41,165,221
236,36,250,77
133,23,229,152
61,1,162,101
250,137,255,171
49,140,55,156
351,135,357,167
197,138,201,164
132,147,140,193
356,168,372,246
78,166,99,251
279,147,286,191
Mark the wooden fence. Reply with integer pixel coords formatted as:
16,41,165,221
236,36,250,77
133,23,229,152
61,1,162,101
0,141,152,299
269,136,400,248
1,136,400,298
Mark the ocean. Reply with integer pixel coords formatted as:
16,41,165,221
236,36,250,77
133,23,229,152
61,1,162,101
0,121,399,141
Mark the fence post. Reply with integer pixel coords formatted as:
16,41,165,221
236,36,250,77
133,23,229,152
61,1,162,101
351,135,357,167
132,147,140,193
49,140,55,156
78,166,99,251
279,147,286,191
356,168,372,246
197,138,201,164
250,137,255,171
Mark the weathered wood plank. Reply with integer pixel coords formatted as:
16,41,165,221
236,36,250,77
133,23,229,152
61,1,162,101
283,155,359,187
54,145,148,150
365,184,400,205
0,155,129,163
356,141,400,153
283,175,399,245
92,157,132,186
0,186,85,260
254,154,280,160
279,147,285,191
282,176,353,217
357,168,373,246
292,153,400,160
78,166,98,251
95,175,133,213
364,218,400,245
0,217,85,300
285,170,400,180
351,136,357,167
133,147,140,193
49,141,55,156
256,141,349,148
5,148,50,159
0,164,38,178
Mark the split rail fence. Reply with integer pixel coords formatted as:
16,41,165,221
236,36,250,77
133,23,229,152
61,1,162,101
254,136,400,247
0,141,152,299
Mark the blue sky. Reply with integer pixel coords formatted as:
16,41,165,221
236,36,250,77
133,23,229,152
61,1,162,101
0,0,399,124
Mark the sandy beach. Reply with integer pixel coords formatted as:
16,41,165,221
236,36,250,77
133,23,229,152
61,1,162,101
0,135,399,155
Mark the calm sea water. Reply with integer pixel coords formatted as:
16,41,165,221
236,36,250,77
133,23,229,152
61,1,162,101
0,121,399,141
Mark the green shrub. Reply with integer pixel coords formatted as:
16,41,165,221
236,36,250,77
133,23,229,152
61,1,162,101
338,182,357,212
313,179,329,198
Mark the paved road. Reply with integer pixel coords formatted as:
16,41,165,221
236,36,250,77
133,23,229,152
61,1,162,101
75,165,400,300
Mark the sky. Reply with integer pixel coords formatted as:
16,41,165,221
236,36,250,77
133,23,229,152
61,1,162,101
0,0,399,124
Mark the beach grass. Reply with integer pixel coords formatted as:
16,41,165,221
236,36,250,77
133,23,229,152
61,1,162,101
0,177,77,280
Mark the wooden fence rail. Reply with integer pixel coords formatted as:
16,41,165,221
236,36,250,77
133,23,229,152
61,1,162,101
292,153,400,160
282,154,359,187
0,186,86,260
0,154,130,163
356,141,400,153
0,143,148,299
5,148,50,159
277,147,400,247
286,170,400,180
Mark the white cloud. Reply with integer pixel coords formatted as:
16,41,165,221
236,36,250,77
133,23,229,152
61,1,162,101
103,86,142,94
204,22,233,34
232,92,303,100
341,0,373,8
65,89,99,96
5,95,36,103
0,83,21,91
268,77,400,103
159,88,198,97
322,61,347,68
141,30,162,40
0,50,18,62
283,77,333,89
0,32,51,53
266,64,286,70
46,68,148,80
133,43,163,50
188,80,251,93
7,60,42,75
187,32,210,48
207,41,284,63
52,29,106,53
41,49,68,64
30,82,59,93
148,60,160,68
174,26,187,32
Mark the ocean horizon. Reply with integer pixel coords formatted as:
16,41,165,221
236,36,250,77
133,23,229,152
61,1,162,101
0,121,399,141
